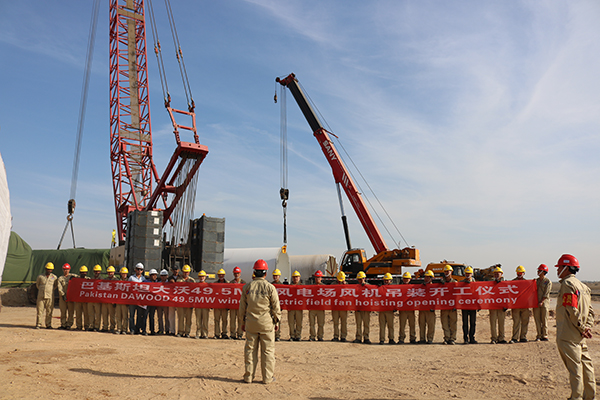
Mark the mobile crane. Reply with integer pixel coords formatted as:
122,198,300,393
276,73,420,281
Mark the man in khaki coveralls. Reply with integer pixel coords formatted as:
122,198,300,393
271,269,282,341
176,265,195,337
101,266,117,332
57,263,76,329
489,266,507,344
214,269,229,338
35,262,58,329
115,267,129,334
398,272,416,344
229,266,246,340
309,270,325,342
418,270,436,344
509,265,530,343
74,266,90,330
287,271,304,341
87,265,103,331
354,271,371,344
440,265,458,345
332,271,348,342
194,270,210,339
379,273,395,344
534,263,551,341
555,254,595,400
239,259,281,384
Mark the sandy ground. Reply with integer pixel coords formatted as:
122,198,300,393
0,298,599,400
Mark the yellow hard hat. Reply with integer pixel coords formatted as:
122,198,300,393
444,265,453,272
493,266,503,274
402,271,411,279
79,266,88,273
107,266,116,273
182,265,191,273
516,265,525,273
120,267,129,274
93,265,102,272
198,270,207,277
424,270,434,278
217,268,226,275
356,271,366,279
383,272,393,280
292,270,301,277
337,271,346,281
45,262,54,270
272,269,282,276
465,266,473,274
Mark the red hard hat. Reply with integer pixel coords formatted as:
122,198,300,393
233,266,241,273
63,263,71,270
555,254,579,269
537,264,549,273
314,270,323,277
253,259,268,271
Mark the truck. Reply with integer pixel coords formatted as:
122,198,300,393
276,73,420,283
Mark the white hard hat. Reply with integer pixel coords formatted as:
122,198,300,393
160,269,168,276
149,269,158,275
135,263,144,270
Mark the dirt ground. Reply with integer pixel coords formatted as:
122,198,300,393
0,297,598,400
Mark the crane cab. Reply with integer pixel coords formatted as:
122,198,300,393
339,249,368,276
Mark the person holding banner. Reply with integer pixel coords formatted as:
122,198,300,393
195,270,210,339
147,269,159,335
214,269,229,339
87,265,103,332
309,270,325,342
35,262,58,329
272,269,282,342
57,263,76,330
440,265,458,345
115,267,129,335
332,271,349,342
354,271,371,344
509,266,530,343
379,273,395,345
157,269,170,335
489,266,507,344
239,259,281,384
129,263,148,335
229,266,246,340
100,266,117,333
398,272,417,344
167,265,180,335
288,271,304,341
176,265,195,338
534,264,551,342
418,270,436,344
74,266,90,331
555,254,595,400
461,267,477,344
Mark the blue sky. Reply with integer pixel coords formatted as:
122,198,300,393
1,1,598,280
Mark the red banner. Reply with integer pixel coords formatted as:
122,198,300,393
67,278,537,311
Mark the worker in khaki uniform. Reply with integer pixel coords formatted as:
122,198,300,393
271,269,282,341
194,270,210,339
87,265,103,331
398,272,416,344
157,269,170,334
309,270,325,342
176,265,195,337
214,269,229,339
418,270,436,344
239,259,281,384
287,271,304,341
509,265,530,343
461,267,478,344
354,271,371,344
379,273,395,345
101,266,118,332
534,263,551,341
489,266,507,344
35,262,58,329
57,263,76,330
555,254,595,400
440,265,458,345
167,265,180,335
74,266,90,330
229,266,246,340
115,267,129,334
332,271,349,342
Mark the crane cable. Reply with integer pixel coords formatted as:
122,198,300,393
147,0,170,106
57,0,100,250
277,86,289,246
298,81,411,249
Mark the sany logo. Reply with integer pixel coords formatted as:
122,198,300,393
322,140,337,161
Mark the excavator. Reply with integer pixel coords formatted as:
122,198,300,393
276,73,420,282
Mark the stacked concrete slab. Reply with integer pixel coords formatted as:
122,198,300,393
190,215,224,274
126,210,163,272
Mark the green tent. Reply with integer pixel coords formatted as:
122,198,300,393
1,231,110,288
